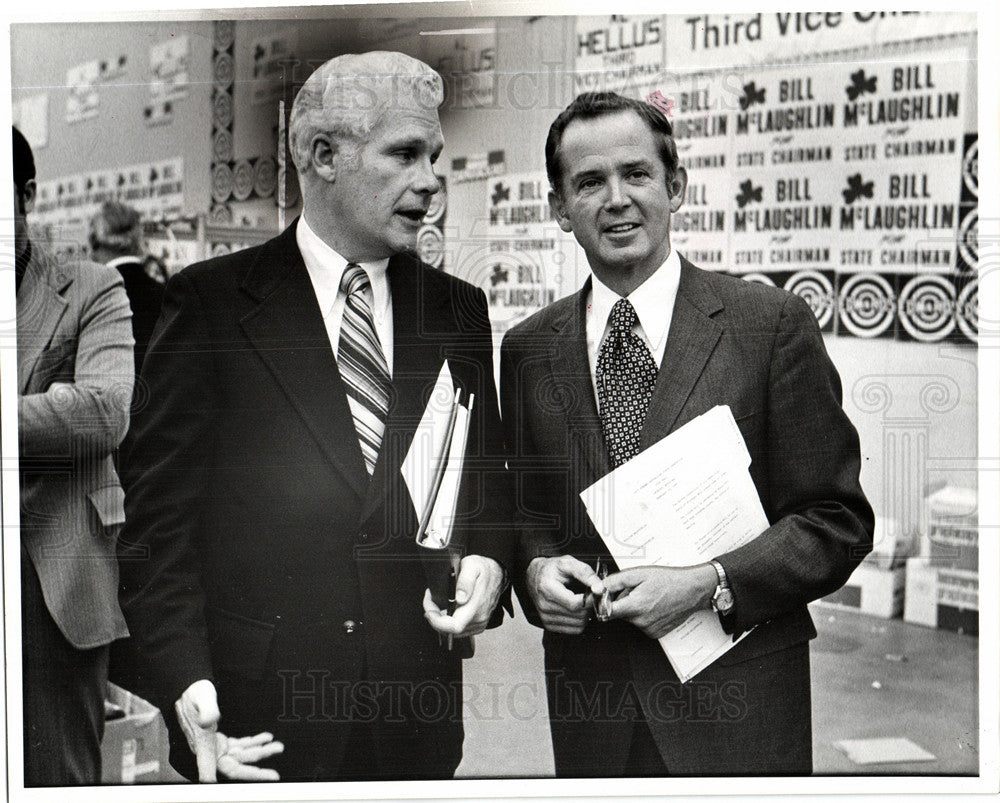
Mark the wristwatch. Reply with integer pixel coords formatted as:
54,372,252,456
709,559,735,616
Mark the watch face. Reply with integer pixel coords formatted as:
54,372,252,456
714,587,735,613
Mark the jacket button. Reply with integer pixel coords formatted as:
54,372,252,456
359,532,369,541
343,620,357,634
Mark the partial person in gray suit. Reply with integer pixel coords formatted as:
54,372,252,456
14,126,134,785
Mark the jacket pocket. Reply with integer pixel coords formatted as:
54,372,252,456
87,484,126,530
206,606,276,681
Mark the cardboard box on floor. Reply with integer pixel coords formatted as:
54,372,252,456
101,683,169,784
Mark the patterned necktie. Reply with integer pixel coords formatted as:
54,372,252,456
595,298,659,468
338,264,392,475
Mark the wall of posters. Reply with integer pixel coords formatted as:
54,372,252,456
29,158,185,259
449,171,582,348
66,60,100,124
644,48,976,342
422,28,497,109
574,15,665,97
664,10,977,69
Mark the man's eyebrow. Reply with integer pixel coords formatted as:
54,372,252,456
620,157,655,171
566,166,604,183
384,136,441,151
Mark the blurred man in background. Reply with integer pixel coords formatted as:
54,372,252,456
15,126,134,785
89,200,165,378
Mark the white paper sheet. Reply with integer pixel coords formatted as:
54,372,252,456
580,405,769,682
401,361,456,529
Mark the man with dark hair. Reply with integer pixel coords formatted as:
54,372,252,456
89,200,165,377
500,93,874,776
14,126,134,785
118,52,511,782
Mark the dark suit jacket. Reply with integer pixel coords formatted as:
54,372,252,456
110,258,164,376
119,221,512,781
18,244,133,650
500,257,874,776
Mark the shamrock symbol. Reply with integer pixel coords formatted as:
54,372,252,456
489,264,509,286
842,173,874,204
739,81,766,110
846,69,877,101
491,182,510,206
736,179,762,208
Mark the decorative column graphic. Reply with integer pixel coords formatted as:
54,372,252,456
854,372,962,541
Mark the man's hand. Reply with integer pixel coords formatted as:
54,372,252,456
215,732,284,781
602,564,717,639
423,554,504,639
175,680,284,781
176,680,221,782
526,556,605,634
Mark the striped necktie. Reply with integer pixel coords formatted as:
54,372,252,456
338,264,392,475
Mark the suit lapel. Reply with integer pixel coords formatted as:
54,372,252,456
17,247,71,394
548,280,612,485
641,257,723,445
239,223,369,500
357,254,450,526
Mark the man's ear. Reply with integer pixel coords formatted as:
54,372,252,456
22,179,37,215
549,189,573,234
668,166,687,212
310,134,338,183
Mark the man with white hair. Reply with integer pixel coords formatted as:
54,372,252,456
119,51,511,782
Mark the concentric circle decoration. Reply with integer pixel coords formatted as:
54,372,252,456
209,203,233,225
898,275,956,342
962,139,978,199
213,92,233,129
213,20,235,51
784,270,835,329
417,224,444,268
739,272,776,286
213,52,235,89
956,278,978,344
958,207,978,270
211,163,234,204
277,167,300,209
232,159,255,201
423,182,447,224
838,273,896,338
254,156,278,199
212,129,233,163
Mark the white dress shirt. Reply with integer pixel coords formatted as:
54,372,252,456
585,248,681,399
297,215,394,375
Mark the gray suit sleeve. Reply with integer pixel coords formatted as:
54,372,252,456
18,268,134,459
718,293,874,633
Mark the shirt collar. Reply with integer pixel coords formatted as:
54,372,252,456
296,215,390,313
104,255,140,270
591,248,681,354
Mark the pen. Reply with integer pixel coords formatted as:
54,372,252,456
594,558,612,622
